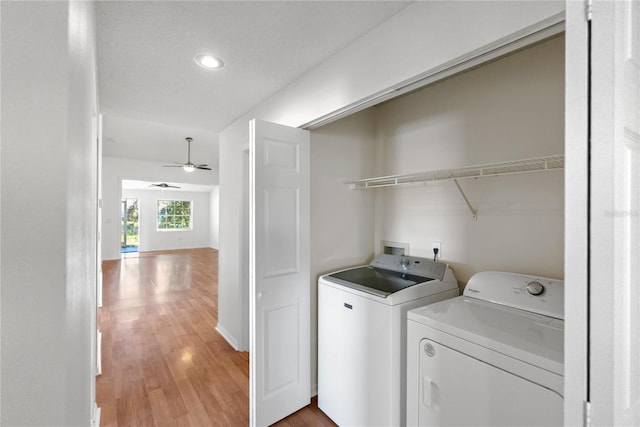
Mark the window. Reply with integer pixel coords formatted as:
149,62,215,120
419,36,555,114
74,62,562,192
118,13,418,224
157,200,192,230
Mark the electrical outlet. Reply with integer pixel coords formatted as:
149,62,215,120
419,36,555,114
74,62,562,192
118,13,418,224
432,242,441,260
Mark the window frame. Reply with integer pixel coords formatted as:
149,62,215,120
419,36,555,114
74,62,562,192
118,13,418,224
156,199,193,231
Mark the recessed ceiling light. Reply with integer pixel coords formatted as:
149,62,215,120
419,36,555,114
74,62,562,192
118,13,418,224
194,54,224,70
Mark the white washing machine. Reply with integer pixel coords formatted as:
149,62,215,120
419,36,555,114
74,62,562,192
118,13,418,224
406,271,564,427
318,254,459,427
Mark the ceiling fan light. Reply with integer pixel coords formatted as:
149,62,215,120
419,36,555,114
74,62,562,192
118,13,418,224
183,164,196,173
194,54,224,70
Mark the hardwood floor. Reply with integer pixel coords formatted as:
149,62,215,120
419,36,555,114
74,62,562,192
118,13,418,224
97,248,336,427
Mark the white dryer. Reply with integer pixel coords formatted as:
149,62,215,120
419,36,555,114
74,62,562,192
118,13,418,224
318,254,459,427
406,271,564,427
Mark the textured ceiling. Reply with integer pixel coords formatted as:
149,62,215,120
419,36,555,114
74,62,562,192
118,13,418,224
96,1,410,136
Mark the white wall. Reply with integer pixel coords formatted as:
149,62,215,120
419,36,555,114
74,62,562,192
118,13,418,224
1,1,98,425
217,0,565,385
102,156,218,260
217,137,248,349
311,108,377,275
373,35,565,286
122,189,212,252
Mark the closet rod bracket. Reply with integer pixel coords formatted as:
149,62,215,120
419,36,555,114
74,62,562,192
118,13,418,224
453,179,478,220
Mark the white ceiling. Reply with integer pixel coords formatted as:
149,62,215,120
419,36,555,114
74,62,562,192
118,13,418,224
97,1,411,169
101,114,219,167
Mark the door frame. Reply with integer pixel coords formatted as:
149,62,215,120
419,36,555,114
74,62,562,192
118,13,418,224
563,1,590,425
589,0,640,424
120,198,139,251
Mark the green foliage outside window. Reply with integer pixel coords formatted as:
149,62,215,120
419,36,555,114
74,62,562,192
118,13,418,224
157,200,192,230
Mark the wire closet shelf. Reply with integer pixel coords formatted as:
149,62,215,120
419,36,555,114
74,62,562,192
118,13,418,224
346,155,564,190
345,154,564,220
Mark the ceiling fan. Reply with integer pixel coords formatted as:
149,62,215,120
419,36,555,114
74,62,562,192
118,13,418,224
150,183,180,189
163,137,211,172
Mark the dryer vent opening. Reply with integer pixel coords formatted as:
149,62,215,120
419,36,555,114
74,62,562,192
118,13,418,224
382,240,409,256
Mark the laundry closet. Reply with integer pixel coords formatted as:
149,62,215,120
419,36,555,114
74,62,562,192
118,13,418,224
311,33,565,288
310,35,565,425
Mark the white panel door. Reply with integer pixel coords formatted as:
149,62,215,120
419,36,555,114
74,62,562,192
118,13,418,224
590,0,640,425
249,119,310,426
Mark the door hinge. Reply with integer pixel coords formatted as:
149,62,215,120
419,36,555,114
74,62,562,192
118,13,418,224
585,0,593,21
584,400,592,427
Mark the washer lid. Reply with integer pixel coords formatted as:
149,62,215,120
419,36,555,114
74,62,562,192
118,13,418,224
408,296,564,375
322,254,448,298
325,266,432,297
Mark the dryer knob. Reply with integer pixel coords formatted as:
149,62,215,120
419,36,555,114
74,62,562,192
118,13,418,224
526,281,545,296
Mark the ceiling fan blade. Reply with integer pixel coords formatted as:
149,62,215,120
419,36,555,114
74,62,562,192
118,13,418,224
162,138,210,171
151,183,181,189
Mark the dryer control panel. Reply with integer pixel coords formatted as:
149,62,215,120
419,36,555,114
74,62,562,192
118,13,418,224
463,271,564,320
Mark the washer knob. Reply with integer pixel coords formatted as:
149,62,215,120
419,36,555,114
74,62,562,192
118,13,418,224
526,281,545,296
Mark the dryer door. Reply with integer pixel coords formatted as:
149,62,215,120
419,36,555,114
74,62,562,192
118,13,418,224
418,338,563,426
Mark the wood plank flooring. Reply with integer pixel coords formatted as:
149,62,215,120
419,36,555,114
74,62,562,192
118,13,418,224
97,248,336,427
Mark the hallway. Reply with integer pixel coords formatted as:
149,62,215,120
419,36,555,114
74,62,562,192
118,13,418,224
96,248,333,426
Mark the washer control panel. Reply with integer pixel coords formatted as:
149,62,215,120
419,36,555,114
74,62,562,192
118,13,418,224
369,254,447,282
463,271,564,320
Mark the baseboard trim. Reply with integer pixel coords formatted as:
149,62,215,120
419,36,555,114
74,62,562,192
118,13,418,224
215,324,240,351
91,403,101,427
96,330,102,376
